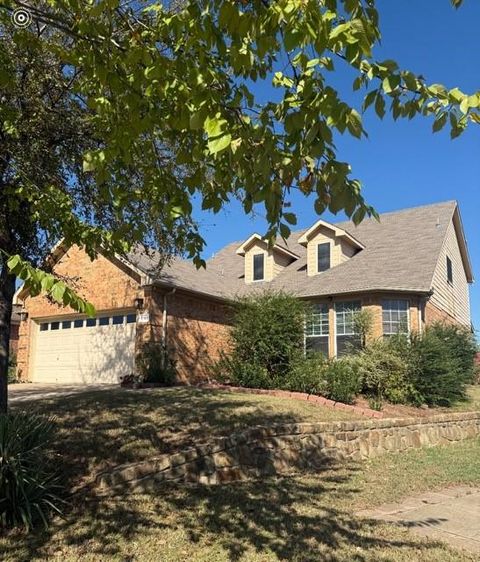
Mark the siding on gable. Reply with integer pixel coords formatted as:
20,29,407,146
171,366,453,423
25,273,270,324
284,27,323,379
430,220,470,326
306,226,357,276
244,240,273,283
243,240,293,283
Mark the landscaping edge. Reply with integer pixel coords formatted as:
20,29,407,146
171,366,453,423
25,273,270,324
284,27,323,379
197,382,384,418
96,411,480,494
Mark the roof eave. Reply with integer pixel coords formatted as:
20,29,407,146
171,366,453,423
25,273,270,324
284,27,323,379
452,205,474,283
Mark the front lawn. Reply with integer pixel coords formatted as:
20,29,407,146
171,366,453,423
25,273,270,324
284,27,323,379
12,387,359,485
1,437,479,562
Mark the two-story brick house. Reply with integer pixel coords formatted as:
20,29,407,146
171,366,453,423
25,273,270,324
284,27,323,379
15,200,473,384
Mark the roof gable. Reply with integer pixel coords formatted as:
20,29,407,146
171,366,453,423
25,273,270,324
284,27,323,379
235,233,299,259
297,219,365,250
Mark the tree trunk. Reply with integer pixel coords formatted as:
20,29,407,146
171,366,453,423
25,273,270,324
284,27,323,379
0,262,15,414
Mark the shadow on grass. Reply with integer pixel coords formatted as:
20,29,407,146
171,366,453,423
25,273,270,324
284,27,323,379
4,388,460,561
1,466,453,562
12,387,339,485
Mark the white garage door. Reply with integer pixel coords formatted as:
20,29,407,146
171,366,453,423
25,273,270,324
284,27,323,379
32,312,137,384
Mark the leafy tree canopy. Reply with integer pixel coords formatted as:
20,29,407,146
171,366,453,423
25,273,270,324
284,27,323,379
1,0,478,313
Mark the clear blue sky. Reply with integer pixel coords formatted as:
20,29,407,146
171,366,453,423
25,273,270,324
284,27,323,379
193,1,480,331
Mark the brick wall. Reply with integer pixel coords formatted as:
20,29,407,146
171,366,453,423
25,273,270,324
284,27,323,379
138,286,232,383
425,300,462,326
9,322,19,356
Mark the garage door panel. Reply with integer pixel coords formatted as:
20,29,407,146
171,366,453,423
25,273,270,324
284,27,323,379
32,314,136,384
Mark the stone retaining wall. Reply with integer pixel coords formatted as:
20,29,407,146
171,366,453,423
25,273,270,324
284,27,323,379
96,412,480,494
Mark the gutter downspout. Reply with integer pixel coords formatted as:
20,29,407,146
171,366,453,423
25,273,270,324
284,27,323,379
162,287,176,369
420,289,434,335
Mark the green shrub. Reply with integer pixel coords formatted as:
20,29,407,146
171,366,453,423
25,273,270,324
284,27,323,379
219,291,307,388
354,340,416,404
408,326,472,407
279,353,328,395
324,358,361,404
427,323,477,384
136,342,176,385
0,412,64,530
218,356,275,389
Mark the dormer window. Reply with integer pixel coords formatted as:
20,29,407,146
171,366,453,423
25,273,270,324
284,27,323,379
317,243,331,272
253,254,265,281
236,233,299,284
298,219,365,277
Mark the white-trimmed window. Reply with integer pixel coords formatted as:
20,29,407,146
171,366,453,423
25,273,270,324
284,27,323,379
335,301,361,356
382,299,409,336
305,303,329,356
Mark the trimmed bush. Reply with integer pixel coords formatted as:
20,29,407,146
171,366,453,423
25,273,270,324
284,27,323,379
279,353,328,395
0,412,64,530
218,356,275,389
354,340,417,404
324,358,361,404
220,291,307,387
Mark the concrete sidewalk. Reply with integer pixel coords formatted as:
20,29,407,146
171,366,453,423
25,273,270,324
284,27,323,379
358,486,480,555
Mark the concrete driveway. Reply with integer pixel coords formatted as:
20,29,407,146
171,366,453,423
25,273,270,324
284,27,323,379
358,486,480,555
8,383,115,404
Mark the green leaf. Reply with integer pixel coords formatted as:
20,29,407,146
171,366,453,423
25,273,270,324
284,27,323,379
347,109,363,138
207,134,232,154
283,212,297,226
375,95,386,119
204,116,226,138
432,113,447,133
50,282,66,303
85,302,96,318
189,111,204,130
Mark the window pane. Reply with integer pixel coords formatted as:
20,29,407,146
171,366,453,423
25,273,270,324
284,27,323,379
112,315,124,325
62,321,71,329
337,335,361,356
40,323,49,331
253,254,264,281
74,319,83,328
447,256,453,284
126,313,136,324
305,336,329,356
50,322,60,331
306,303,329,336
317,243,331,272
335,301,361,336
382,299,409,335
99,316,110,326
86,318,96,327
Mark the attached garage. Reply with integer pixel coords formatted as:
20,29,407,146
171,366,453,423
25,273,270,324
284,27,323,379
31,311,137,384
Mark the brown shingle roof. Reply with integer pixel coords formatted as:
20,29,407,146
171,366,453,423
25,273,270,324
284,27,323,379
129,200,459,301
